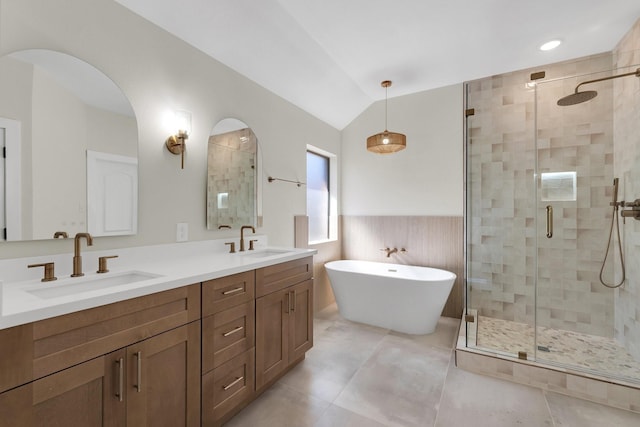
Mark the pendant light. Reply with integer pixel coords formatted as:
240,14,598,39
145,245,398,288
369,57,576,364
366,80,406,154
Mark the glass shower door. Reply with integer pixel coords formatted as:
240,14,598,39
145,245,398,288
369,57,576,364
534,70,618,374
464,76,537,359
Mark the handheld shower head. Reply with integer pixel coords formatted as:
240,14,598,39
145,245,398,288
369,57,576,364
613,178,619,206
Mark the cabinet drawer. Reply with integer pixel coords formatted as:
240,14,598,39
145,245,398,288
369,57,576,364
255,256,313,297
202,301,255,373
202,348,255,426
202,271,255,316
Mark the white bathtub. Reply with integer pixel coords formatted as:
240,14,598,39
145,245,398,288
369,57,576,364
325,260,456,335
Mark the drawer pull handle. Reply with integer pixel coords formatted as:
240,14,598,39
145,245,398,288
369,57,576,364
223,376,244,391
223,326,244,337
222,287,244,296
134,351,142,392
115,357,124,402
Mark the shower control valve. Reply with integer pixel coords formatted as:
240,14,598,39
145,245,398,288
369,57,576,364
620,199,640,221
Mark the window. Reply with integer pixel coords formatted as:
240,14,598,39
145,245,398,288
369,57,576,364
306,146,337,243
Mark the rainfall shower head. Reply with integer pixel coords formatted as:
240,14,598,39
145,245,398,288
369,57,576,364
557,90,598,106
557,68,640,107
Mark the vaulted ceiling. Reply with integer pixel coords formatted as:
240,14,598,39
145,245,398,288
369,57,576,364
115,0,640,129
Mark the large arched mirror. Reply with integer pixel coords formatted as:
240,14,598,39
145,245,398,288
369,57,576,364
207,119,261,230
0,49,138,241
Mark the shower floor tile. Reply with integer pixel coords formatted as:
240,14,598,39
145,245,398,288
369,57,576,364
475,316,640,384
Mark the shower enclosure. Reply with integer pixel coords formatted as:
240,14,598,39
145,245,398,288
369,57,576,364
464,48,640,385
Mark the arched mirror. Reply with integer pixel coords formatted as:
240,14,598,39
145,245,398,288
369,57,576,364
0,49,138,241
207,119,261,230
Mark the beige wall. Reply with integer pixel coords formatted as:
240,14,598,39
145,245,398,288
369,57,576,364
0,0,340,258
341,84,464,216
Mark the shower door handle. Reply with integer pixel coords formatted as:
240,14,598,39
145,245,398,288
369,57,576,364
546,205,553,238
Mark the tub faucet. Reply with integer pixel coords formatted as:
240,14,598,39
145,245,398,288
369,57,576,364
72,232,93,277
381,247,398,258
239,225,256,251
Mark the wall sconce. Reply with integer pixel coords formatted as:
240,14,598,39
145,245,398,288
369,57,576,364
165,110,191,169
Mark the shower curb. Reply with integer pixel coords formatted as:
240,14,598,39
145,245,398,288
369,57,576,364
455,324,640,413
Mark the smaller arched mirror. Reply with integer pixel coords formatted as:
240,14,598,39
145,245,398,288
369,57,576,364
206,119,261,230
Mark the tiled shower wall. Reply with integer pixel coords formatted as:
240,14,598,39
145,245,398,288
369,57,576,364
614,19,640,360
467,52,622,337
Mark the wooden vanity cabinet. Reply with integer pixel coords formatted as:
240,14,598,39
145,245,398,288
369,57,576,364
0,285,201,427
255,258,313,391
0,255,314,427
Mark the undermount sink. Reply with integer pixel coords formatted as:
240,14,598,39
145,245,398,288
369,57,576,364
239,248,293,258
26,270,162,299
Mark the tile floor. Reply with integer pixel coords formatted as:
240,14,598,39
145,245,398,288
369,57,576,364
224,304,640,427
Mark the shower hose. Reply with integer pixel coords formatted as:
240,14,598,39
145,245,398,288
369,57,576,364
599,197,625,288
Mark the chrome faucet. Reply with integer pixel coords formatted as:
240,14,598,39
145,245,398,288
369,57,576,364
239,225,256,251
72,232,93,277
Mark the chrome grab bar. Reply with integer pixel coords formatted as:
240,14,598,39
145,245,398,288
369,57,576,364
546,205,553,238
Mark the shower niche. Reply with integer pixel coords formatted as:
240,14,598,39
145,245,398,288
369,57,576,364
463,47,640,388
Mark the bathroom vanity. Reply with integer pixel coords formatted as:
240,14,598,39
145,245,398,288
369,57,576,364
0,243,314,426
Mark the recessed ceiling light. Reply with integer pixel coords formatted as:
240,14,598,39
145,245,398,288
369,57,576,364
540,40,562,51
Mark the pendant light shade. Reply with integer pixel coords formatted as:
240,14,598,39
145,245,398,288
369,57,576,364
367,80,406,154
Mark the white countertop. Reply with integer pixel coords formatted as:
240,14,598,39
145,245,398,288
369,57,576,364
0,237,316,330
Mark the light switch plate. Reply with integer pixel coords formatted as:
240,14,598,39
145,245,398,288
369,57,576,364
176,222,188,242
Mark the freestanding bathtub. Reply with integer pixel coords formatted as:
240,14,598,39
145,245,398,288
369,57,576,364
325,260,456,335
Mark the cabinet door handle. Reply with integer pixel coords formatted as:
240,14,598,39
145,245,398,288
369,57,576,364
222,287,244,296
222,376,244,391
546,205,553,238
115,357,124,402
291,290,296,312
284,292,290,313
223,326,244,337
134,351,142,392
